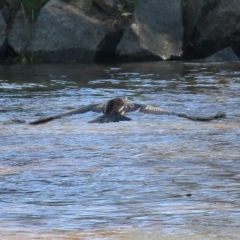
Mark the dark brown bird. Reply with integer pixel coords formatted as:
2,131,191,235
22,97,225,125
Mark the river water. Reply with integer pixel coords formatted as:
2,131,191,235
0,61,240,239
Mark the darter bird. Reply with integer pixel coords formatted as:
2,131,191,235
17,97,225,124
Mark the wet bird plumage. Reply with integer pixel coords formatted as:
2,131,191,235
24,97,225,124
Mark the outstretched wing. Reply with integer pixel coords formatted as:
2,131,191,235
139,105,177,116
122,99,177,116
127,101,225,122
29,102,108,125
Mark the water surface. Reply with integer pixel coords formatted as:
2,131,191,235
0,62,240,239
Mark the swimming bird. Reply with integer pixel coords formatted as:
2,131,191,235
21,97,225,124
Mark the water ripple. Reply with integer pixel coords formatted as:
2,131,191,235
0,62,240,239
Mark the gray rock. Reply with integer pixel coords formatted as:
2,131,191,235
205,47,239,62
1,5,10,24
183,0,220,43
182,0,206,41
0,12,7,58
192,0,240,58
8,9,32,54
34,0,117,62
93,0,124,14
0,7,7,29
69,0,92,9
4,0,18,6
116,0,183,60
9,0,115,62
182,0,222,59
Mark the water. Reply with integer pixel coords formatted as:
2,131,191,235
0,61,240,239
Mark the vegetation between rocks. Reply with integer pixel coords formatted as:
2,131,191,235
2,0,48,17
125,0,139,11
20,0,49,14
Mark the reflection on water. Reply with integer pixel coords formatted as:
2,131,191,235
0,62,240,239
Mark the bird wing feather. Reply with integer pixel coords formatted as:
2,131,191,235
29,102,108,125
138,104,225,121
122,100,178,116
139,105,177,116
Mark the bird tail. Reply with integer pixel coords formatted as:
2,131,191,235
177,111,226,121
88,114,132,123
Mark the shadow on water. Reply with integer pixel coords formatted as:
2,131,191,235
0,61,240,239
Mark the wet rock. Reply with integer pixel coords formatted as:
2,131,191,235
191,0,240,59
0,12,7,58
205,47,239,62
116,0,183,61
8,0,118,62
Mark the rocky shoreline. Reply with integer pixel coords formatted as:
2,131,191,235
0,0,239,63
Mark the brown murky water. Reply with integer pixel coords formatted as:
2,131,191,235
0,62,240,239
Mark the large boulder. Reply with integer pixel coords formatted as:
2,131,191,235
191,0,240,59
0,11,7,59
8,0,118,62
116,0,183,61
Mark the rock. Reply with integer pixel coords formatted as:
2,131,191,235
182,0,205,40
4,0,18,6
69,0,92,9
92,0,124,15
183,0,220,43
205,47,239,62
116,0,183,61
182,0,220,58
95,30,123,61
7,9,32,54
8,0,118,62
0,12,7,58
191,0,240,59
1,5,10,24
